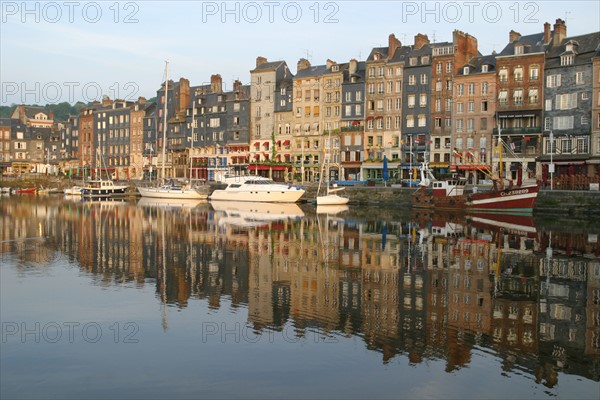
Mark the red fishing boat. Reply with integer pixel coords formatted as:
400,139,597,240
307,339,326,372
412,165,539,213
412,128,539,213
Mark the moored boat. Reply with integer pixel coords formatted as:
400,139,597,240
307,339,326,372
14,187,37,194
64,186,83,196
137,182,208,200
209,175,305,203
81,180,128,198
412,164,539,213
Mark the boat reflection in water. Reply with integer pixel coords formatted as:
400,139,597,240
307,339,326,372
1,196,599,397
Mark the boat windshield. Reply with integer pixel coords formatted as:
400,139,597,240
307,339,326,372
243,179,275,185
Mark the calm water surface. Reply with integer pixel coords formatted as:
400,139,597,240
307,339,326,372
1,195,599,399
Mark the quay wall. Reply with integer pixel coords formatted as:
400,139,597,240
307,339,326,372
302,185,600,217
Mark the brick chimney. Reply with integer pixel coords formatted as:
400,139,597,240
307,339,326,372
210,74,222,94
543,22,551,44
102,95,112,107
256,56,268,67
233,80,242,92
326,59,335,69
509,30,521,43
553,18,567,45
297,58,311,72
179,78,190,112
388,33,401,58
138,96,146,105
414,33,430,50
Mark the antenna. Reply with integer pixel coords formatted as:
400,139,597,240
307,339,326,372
303,49,313,61
565,11,571,24
432,30,437,43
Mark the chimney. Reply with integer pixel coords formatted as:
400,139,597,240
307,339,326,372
388,33,401,58
414,33,430,50
349,59,358,75
102,95,112,107
138,96,146,105
48,111,54,120
179,78,190,113
256,56,268,67
326,59,335,69
297,58,311,71
509,30,521,43
210,74,222,94
553,18,567,45
233,80,242,92
543,22,551,44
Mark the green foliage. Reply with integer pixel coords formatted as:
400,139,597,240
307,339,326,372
0,101,90,122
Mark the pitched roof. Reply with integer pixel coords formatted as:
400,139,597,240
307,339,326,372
545,31,600,68
497,32,547,56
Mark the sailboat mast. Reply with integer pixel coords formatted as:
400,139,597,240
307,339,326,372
190,101,195,182
161,61,169,181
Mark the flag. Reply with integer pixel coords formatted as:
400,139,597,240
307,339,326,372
453,148,462,158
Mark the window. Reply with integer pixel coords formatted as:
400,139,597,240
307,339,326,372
420,94,427,107
457,102,464,113
435,99,441,112
468,101,474,112
480,118,487,130
418,115,426,127
468,83,475,95
420,74,428,85
513,89,523,105
481,101,488,111
446,62,452,73
457,84,464,96
556,93,577,110
463,66,470,75
406,115,415,128
499,68,508,83
576,71,584,85
408,75,416,85
498,90,508,105
561,55,574,66
530,66,539,80
435,81,442,92
547,74,562,88
482,82,488,95
407,95,415,108
528,88,538,104
436,63,442,74
456,119,463,132
482,65,489,73
514,67,523,81
467,119,474,132
553,116,574,130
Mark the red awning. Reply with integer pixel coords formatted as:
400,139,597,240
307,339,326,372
263,141,269,146
248,165,289,171
276,140,281,145
254,154,260,159
254,142,260,147
283,140,290,146
366,116,374,121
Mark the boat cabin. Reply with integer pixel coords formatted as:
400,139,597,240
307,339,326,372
431,179,467,197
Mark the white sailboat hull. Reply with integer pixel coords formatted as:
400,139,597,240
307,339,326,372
316,194,349,205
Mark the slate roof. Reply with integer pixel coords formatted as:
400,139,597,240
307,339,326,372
545,32,600,68
497,32,548,56
456,54,497,76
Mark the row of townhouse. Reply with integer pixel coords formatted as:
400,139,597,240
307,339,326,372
1,18,598,184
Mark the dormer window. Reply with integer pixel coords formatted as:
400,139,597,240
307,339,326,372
463,66,470,75
409,57,417,66
374,53,380,61
332,65,339,72
561,54,574,66
481,65,488,73
515,45,524,55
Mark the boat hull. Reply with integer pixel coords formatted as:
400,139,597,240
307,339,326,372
138,186,208,200
316,194,349,205
413,184,539,213
210,187,305,203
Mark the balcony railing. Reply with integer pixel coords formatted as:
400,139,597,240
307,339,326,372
493,127,541,135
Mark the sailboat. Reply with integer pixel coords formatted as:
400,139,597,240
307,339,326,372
412,127,539,213
316,133,349,206
138,62,208,200
81,148,128,198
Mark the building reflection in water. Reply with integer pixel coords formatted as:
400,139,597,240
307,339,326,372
1,196,599,385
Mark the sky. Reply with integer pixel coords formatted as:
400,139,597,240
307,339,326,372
1,0,599,106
